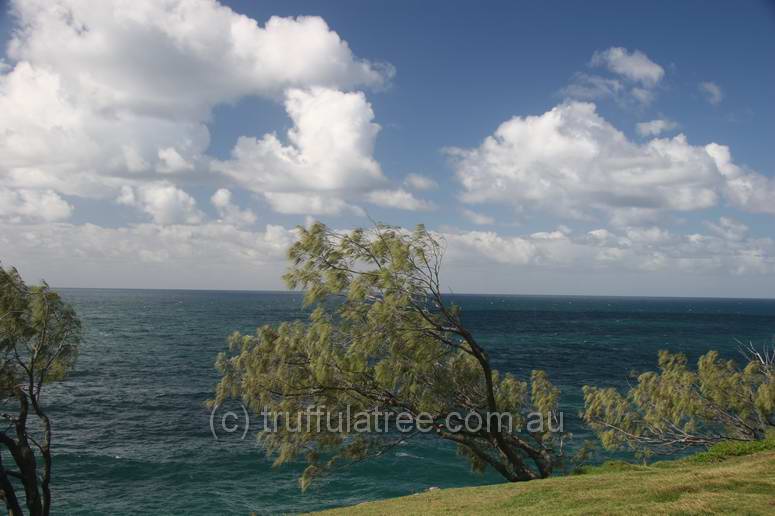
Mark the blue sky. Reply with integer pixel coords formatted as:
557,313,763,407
209,0,775,231
1,0,775,296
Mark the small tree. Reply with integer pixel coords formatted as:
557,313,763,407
213,223,566,488
0,265,80,516
582,348,775,458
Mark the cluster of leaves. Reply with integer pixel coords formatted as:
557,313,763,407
582,349,775,458
1,268,79,391
213,223,566,488
0,265,80,516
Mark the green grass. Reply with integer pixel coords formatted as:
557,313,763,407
689,436,775,464
313,445,775,515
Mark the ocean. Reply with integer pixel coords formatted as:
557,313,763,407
44,289,775,514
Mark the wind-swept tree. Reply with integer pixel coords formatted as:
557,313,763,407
582,347,775,458
0,265,80,516
213,223,567,489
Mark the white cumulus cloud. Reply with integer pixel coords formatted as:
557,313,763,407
214,87,386,214
449,101,775,224
210,188,257,226
0,187,73,222
118,183,204,225
0,0,391,217
157,147,195,174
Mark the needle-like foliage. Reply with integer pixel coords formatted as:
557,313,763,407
213,223,567,489
0,265,80,516
583,348,775,458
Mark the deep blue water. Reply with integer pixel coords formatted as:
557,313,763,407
43,290,775,514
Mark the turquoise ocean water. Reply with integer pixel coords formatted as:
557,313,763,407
43,289,775,514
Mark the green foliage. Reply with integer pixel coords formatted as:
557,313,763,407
213,223,565,488
582,349,775,458
566,439,599,475
0,264,81,516
0,265,80,393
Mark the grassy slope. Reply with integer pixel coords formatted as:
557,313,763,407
315,448,775,515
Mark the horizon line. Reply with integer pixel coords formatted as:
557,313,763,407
53,285,775,302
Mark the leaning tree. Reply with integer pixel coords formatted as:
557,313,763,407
213,223,567,489
583,347,775,458
0,265,80,516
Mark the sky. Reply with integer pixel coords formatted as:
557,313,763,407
1,0,775,297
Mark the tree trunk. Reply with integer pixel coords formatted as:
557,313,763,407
0,459,24,516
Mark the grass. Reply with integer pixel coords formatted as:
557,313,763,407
689,436,775,464
313,442,775,515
